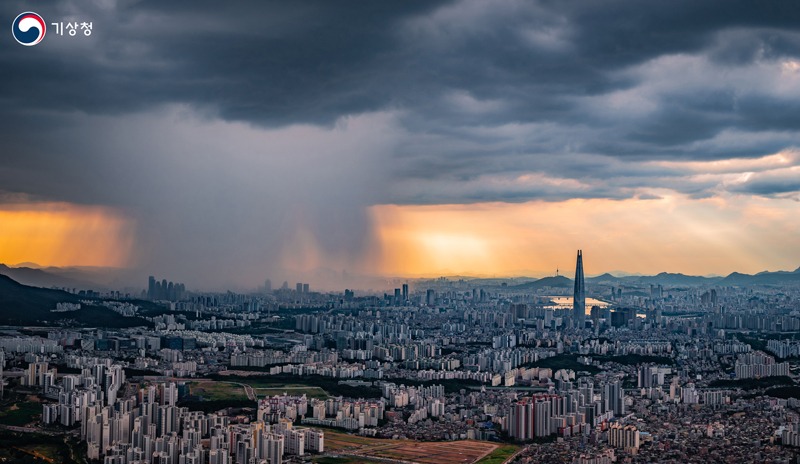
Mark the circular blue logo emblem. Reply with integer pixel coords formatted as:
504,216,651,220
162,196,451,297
12,12,46,46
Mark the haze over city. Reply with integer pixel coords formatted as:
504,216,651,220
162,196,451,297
5,2,800,464
2,0,800,290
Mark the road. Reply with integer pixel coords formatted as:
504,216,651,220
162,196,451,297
232,382,257,401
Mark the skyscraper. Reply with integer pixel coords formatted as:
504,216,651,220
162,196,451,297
573,250,585,328
426,289,436,306
604,380,625,416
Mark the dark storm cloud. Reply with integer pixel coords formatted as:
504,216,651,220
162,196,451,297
707,27,800,65
1,1,798,133
3,0,800,285
0,0,454,121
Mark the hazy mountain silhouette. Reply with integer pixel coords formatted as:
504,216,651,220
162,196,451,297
718,270,800,286
513,268,800,289
0,264,99,289
512,275,573,290
0,274,151,327
2,262,800,293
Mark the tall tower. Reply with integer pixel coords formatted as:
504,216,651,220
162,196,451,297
573,250,585,328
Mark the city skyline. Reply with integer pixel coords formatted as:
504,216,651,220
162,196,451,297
0,210,800,292
4,2,800,463
2,253,800,295
2,239,800,463
1,1,800,288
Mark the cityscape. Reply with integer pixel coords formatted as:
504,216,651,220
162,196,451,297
1,252,800,463
3,1,800,464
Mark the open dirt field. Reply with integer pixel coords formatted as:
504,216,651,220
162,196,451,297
323,430,502,464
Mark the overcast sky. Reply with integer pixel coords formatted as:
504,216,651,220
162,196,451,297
2,0,800,289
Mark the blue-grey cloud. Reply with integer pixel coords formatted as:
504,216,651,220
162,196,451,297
2,0,800,285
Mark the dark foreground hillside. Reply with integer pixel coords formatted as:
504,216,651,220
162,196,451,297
0,274,150,327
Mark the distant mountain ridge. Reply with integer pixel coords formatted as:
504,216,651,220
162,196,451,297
0,264,101,289
614,272,716,286
512,275,573,289
0,274,151,327
1,263,799,293
717,269,800,286
0,264,150,292
511,268,800,288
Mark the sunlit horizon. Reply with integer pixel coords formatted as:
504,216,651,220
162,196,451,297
2,193,798,284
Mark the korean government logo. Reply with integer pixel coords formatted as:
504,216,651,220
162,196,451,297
12,11,46,46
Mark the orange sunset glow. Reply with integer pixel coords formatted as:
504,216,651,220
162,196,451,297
0,203,135,268
2,194,798,280
371,195,800,277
